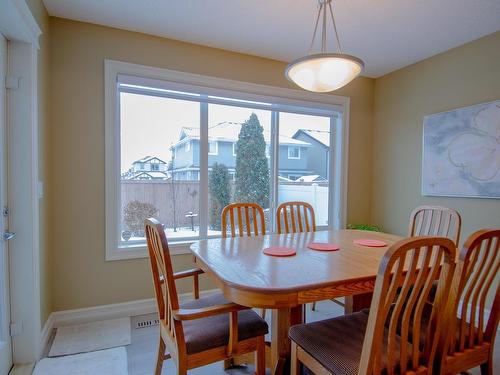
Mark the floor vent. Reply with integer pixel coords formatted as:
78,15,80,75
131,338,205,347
134,318,159,329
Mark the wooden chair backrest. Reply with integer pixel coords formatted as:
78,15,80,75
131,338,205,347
408,205,462,246
221,202,266,238
276,201,316,234
359,236,456,375
445,229,500,355
145,218,184,348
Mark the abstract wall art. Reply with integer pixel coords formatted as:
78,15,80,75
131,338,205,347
422,100,500,198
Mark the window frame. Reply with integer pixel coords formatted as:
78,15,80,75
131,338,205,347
208,140,218,155
105,59,350,261
287,146,301,159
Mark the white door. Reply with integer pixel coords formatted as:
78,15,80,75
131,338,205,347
0,34,12,375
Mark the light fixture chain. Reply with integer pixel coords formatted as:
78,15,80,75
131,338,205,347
328,1,343,53
308,2,323,55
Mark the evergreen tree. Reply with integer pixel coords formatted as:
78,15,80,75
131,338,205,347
234,113,269,207
209,163,231,230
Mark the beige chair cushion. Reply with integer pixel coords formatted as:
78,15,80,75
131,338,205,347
179,293,268,354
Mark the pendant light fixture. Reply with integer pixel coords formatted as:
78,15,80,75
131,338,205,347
285,0,364,93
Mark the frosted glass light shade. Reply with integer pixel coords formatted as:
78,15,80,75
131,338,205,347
285,53,364,92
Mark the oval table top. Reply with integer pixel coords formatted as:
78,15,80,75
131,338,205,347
190,229,403,301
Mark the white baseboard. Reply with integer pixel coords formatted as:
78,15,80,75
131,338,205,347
9,363,35,375
39,289,219,357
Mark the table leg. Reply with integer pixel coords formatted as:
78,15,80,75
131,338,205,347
271,306,303,375
345,292,373,314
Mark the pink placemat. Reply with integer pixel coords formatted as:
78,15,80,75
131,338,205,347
307,243,340,251
263,246,296,257
353,239,387,247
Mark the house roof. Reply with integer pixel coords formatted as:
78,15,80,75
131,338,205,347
132,156,167,164
178,122,311,147
296,175,327,182
293,129,330,147
123,171,170,180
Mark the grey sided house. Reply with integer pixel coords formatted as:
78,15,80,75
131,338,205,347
292,129,330,180
170,121,330,181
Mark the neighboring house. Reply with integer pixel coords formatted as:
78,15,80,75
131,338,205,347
122,156,170,180
296,175,327,183
170,121,314,181
292,129,330,179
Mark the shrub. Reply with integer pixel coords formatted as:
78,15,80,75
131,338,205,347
209,163,231,230
123,200,158,236
234,113,269,208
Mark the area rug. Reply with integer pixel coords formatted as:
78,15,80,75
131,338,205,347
49,317,131,357
34,347,128,375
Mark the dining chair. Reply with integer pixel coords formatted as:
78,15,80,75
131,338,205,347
144,218,268,375
221,202,266,238
408,205,462,246
438,228,500,375
289,236,456,375
276,201,316,235
222,202,267,323
276,201,328,312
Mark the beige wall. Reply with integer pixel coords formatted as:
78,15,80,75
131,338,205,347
25,0,51,325
24,5,500,316
49,18,374,311
372,31,500,309
372,31,500,241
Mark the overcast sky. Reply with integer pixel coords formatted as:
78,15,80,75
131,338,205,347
120,92,330,172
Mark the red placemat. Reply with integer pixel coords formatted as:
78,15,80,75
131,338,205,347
263,246,296,257
353,239,387,247
307,243,340,251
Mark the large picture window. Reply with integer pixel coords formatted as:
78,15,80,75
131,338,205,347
105,60,348,260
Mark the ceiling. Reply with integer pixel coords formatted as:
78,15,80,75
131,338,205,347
42,0,500,77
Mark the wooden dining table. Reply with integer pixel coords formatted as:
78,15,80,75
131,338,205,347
190,229,403,375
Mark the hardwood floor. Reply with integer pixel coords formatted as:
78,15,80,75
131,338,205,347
127,300,499,374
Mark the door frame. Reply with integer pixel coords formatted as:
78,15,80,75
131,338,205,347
0,0,41,365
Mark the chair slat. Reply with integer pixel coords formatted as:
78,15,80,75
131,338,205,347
229,209,235,238
244,206,251,236
290,205,297,233
296,205,303,232
252,207,258,235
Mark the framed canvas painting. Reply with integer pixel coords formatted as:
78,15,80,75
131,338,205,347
422,100,500,198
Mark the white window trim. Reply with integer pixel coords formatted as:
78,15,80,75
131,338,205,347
105,59,349,261
185,141,190,152
232,142,237,156
208,140,218,155
288,146,301,159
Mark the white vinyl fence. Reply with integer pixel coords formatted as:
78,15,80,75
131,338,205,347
277,183,329,226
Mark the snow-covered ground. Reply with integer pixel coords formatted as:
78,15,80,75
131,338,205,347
124,227,222,242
